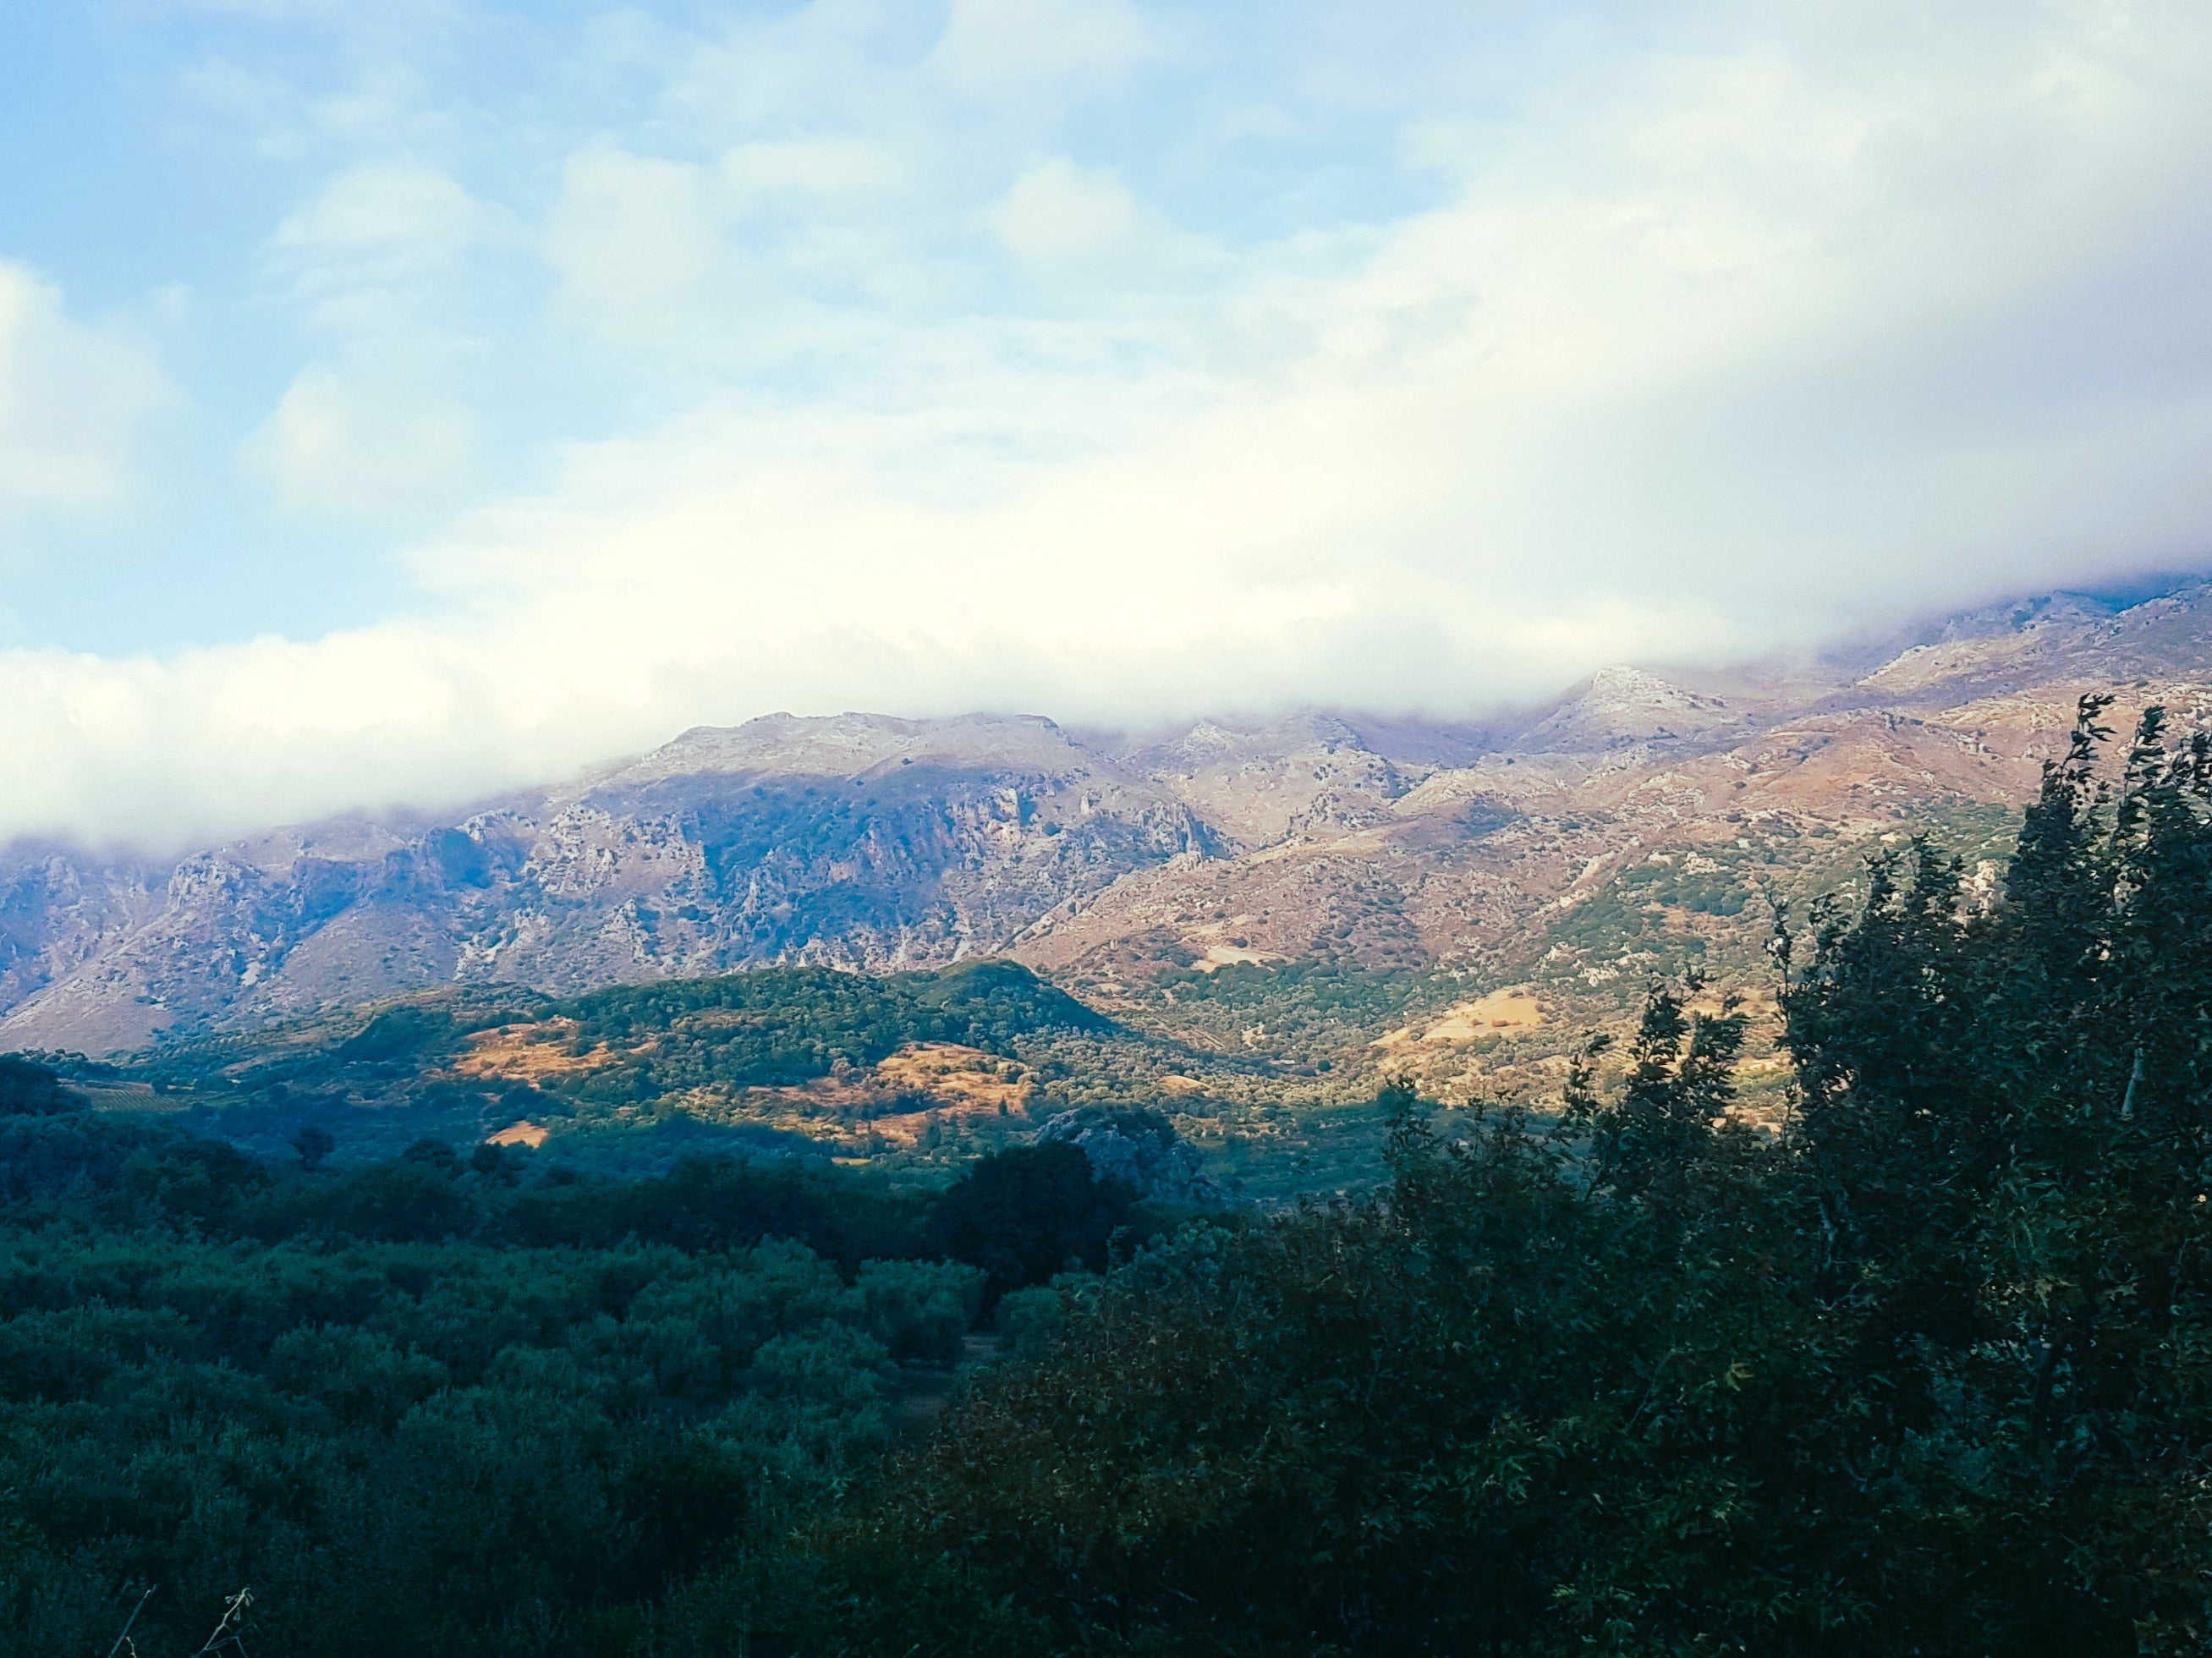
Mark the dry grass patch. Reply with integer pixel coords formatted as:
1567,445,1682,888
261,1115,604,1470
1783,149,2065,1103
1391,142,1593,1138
1375,986,1545,1051
871,1042,1035,1112
457,1019,620,1082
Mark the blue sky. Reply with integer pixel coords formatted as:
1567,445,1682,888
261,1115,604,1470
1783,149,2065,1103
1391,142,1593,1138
0,0,1465,651
4,1,2212,844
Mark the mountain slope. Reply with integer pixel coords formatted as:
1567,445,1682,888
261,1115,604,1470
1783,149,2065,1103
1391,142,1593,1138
5,581,2210,1057
0,713,1216,1051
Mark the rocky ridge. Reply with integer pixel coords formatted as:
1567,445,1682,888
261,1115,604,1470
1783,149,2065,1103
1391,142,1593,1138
4,581,2209,1056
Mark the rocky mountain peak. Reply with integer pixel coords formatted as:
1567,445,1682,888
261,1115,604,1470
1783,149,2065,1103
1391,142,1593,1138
1514,666,1734,752
1933,591,2115,643
1137,711,1371,769
1121,712,1407,850
600,711,1084,788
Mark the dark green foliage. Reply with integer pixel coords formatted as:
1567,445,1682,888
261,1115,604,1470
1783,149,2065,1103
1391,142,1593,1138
0,1111,173,1205
102,963,1131,1172
1569,973,1749,1200
616,1438,753,1584
1762,698,2212,1650
1140,959,1434,1064
1147,958,1418,1015
0,1054,69,1116
311,1153,475,1241
288,1122,335,1170
336,1002,462,1063
780,1104,1819,1656
897,958,1110,1036
924,1142,1138,1297
559,962,1104,1100
118,1134,272,1231
502,1155,931,1268
0,1100,1033,1656
0,1227,978,1656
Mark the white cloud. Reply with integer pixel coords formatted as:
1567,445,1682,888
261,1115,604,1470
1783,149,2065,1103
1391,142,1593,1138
929,0,1161,99
0,261,173,520
266,161,513,336
720,135,908,201
273,161,493,261
984,156,1192,275
240,163,505,519
242,364,478,521
546,145,726,343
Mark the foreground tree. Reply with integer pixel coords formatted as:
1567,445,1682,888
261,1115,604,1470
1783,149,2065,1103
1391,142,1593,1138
923,1142,1138,1298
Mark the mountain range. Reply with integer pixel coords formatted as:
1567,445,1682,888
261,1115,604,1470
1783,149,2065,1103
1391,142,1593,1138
6,579,2210,1059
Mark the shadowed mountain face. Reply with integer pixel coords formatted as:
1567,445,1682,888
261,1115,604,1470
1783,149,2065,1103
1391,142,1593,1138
6,584,2212,1054
0,714,1213,1051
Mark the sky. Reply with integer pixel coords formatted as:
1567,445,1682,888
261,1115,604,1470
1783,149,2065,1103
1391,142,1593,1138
4,0,2212,848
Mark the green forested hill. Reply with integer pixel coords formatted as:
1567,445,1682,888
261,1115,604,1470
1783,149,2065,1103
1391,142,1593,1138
117,958,1101,1098
46,959,1196,1170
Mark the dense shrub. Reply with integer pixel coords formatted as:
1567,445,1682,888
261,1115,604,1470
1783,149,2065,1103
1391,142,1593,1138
924,1142,1139,1297
0,1229,983,1656
0,1055,71,1116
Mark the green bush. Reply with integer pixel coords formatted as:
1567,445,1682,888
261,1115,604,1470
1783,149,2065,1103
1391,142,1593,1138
924,1142,1138,1297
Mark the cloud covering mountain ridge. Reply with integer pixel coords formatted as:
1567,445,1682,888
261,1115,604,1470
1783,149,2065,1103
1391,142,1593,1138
6,579,2209,1056
8,4,2212,846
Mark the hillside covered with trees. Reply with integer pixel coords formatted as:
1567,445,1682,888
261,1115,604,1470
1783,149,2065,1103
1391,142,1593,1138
752,698,2212,1655
6,697,2212,1655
